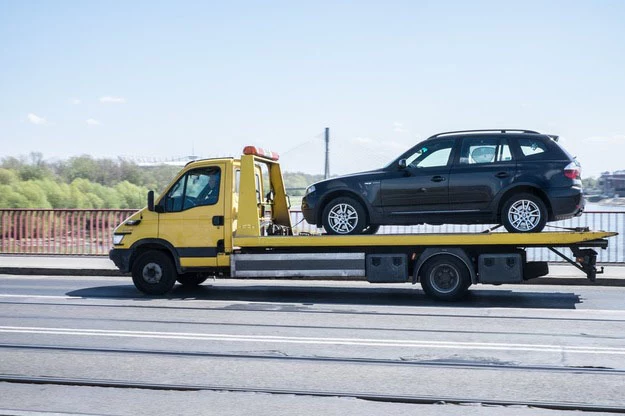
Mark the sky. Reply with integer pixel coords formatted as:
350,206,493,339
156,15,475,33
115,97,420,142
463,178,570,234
1,0,624,177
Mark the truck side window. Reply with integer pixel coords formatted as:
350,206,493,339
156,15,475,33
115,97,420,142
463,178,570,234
163,167,221,212
234,169,241,195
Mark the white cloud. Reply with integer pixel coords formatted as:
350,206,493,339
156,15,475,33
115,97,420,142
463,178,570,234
393,122,408,133
27,113,46,125
70,98,82,105
100,96,126,104
86,118,101,126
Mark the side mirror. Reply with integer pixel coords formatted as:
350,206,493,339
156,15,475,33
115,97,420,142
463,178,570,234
398,159,407,169
147,191,155,211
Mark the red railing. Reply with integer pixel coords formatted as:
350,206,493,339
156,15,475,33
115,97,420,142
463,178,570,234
0,209,136,255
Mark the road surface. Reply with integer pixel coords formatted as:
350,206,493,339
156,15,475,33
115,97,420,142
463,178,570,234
1,273,624,415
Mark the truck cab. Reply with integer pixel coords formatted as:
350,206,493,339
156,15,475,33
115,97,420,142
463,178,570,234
110,146,295,294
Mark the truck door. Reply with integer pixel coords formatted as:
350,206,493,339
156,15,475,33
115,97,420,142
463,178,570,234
157,164,226,268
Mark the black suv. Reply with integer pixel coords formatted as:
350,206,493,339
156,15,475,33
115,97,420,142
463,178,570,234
301,129,584,234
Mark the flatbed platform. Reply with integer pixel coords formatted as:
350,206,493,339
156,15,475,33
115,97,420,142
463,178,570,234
234,231,617,249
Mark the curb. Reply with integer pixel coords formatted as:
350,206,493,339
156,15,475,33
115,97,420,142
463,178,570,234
0,267,124,277
522,277,625,287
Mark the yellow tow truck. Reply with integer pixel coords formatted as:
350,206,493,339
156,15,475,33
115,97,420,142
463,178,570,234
109,146,617,301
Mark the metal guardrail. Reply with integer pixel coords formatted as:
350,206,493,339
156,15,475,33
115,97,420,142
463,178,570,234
0,209,135,256
0,209,623,263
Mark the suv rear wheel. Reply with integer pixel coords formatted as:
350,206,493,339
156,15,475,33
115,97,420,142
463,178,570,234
322,196,367,235
501,193,547,233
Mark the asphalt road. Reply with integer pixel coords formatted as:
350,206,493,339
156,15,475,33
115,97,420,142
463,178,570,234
1,273,624,416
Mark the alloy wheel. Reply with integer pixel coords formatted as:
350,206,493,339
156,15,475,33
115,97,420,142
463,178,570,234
508,199,542,231
327,203,359,234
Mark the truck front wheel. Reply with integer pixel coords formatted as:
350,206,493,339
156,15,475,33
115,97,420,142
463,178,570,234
420,255,471,301
132,250,177,295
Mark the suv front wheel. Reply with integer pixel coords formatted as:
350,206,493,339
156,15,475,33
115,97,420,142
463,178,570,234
501,193,547,233
322,196,367,235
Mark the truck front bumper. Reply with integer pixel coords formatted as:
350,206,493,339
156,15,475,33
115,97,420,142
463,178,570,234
109,248,132,273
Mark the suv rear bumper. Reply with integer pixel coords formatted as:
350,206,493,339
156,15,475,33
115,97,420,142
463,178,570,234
548,187,585,220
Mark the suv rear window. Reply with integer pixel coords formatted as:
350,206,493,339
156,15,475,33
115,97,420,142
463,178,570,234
518,138,548,157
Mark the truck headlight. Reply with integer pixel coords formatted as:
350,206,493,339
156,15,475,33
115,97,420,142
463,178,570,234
305,185,316,196
113,234,125,245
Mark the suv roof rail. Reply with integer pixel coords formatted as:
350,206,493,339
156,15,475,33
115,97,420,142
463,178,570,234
427,129,540,139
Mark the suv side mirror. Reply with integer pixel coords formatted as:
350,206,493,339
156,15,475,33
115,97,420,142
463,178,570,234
147,191,155,211
398,159,407,169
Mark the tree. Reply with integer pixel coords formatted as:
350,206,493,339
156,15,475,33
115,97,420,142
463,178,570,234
114,181,149,209
16,181,52,208
0,168,18,185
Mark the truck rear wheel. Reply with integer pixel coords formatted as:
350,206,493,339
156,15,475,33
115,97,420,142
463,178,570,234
420,255,471,301
132,250,177,295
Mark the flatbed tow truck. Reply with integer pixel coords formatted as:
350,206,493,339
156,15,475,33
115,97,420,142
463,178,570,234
109,146,617,301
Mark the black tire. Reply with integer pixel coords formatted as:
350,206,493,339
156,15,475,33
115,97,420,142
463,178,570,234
177,274,209,287
420,255,471,301
322,196,367,235
361,224,381,235
501,193,547,233
132,250,177,295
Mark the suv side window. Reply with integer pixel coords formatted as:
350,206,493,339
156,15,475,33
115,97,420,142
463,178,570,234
518,138,548,158
405,139,454,168
163,167,221,212
459,137,512,165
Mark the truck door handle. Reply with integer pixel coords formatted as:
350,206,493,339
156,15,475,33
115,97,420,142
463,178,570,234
212,216,224,226
495,172,510,178
431,176,446,182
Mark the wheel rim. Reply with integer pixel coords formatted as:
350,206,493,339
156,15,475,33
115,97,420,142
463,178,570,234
142,262,163,284
327,203,359,234
429,264,460,294
508,199,541,231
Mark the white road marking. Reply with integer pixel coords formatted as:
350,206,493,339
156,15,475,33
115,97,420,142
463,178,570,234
0,294,76,300
1,326,624,355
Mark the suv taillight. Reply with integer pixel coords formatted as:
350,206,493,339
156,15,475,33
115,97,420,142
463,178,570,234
564,161,581,180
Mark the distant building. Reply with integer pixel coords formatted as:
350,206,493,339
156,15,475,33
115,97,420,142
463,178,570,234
598,171,625,197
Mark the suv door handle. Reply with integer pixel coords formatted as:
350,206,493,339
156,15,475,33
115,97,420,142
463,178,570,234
431,176,446,182
495,172,510,178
